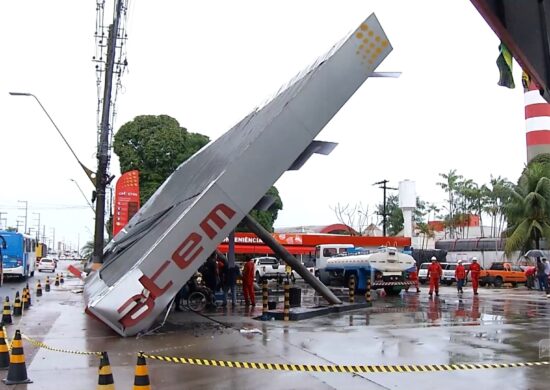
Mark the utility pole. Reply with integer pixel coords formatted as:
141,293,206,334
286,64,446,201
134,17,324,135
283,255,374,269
373,180,398,237
17,200,28,234
51,227,56,254
33,212,41,241
93,0,123,267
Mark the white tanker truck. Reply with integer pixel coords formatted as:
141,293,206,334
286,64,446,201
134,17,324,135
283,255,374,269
323,246,417,295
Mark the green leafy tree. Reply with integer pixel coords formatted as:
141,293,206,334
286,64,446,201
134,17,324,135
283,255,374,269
504,162,550,255
376,195,425,236
236,186,283,232
113,115,210,204
114,114,284,232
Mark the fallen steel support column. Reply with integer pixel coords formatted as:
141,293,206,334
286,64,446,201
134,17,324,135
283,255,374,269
243,215,342,305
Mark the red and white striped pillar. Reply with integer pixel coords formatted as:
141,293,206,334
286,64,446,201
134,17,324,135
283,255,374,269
524,81,550,162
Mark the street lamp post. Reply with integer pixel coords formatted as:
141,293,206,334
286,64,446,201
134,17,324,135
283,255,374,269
9,91,108,267
70,179,95,213
8,92,96,185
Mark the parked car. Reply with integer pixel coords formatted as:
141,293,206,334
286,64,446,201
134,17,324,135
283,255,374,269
419,262,449,284
418,263,430,284
38,258,56,273
479,262,526,287
441,263,457,285
253,257,286,283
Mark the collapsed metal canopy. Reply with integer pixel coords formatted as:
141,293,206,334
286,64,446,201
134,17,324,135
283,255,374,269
84,13,393,336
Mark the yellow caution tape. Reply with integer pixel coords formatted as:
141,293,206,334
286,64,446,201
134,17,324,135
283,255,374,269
141,353,550,373
18,335,550,373
22,334,102,356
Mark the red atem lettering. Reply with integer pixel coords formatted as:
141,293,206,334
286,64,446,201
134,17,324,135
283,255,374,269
200,203,236,239
172,232,203,269
116,203,237,329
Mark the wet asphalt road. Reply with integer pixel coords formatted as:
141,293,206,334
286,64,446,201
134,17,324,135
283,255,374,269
0,263,549,389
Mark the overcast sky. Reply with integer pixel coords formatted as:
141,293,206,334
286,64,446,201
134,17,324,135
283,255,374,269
1,1,527,251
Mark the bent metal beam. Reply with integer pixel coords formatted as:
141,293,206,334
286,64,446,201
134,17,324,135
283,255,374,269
84,13,393,336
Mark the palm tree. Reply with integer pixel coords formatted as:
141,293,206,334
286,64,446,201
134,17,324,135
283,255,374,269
504,163,550,255
437,169,463,238
80,239,110,260
484,175,513,237
80,240,94,260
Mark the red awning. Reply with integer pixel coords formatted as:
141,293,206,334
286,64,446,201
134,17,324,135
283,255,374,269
217,244,315,255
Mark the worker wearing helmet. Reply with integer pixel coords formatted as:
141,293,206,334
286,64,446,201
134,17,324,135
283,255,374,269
467,257,481,295
427,256,442,297
455,260,466,294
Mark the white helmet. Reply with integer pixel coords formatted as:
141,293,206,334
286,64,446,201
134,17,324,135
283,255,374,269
431,256,437,261
457,260,462,264
472,257,478,261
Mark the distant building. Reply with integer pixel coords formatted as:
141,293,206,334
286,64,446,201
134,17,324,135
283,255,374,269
274,223,358,235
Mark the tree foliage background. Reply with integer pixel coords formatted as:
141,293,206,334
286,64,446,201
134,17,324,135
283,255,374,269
113,115,210,205
113,114,283,232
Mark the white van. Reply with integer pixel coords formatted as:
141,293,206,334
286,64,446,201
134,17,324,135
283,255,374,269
314,244,354,283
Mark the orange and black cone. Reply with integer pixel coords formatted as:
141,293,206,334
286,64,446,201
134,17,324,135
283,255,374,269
133,352,151,390
36,280,42,297
21,288,29,311
2,329,32,384
25,283,31,307
54,274,60,287
97,351,115,389
1,298,11,325
45,277,50,292
0,323,9,370
60,273,64,284
12,292,22,317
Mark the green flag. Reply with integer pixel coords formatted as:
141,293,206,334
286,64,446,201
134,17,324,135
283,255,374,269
496,42,515,88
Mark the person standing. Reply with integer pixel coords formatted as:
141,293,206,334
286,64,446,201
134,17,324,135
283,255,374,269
242,258,256,306
427,257,442,297
406,264,420,293
543,257,550,294
216,257,227,306
455,260,466,294
467,257,481,295
536,258,549,293
223,264,241,307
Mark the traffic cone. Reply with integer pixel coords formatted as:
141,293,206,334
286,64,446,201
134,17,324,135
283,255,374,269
133,352,151,390
54,274,60,287
36,280,42,297
12,292,22,317
1,298,11,325
21,288,29,311
0,324,9,370
97,351,115,389
25,284,31,307
45,277,51,292
2,329,32,384
60,273,64,284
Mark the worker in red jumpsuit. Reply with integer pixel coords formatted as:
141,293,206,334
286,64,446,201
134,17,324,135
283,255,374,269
242,258,256,306
455,260,466,294
427,256,442,297
467,257,481,295
406,265,420,293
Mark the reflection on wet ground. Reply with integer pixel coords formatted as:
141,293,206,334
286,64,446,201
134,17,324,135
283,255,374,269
17,266,550,390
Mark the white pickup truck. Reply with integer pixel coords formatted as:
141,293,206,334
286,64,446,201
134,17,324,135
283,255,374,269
253,257,287,283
